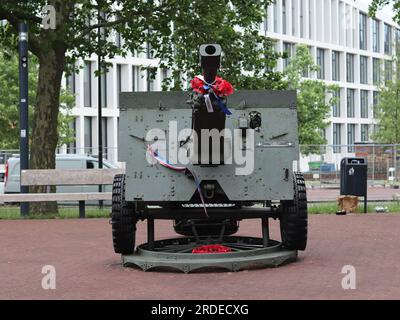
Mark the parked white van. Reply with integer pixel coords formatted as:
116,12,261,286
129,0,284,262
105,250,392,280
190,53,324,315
0,169,4,196
4,154,117,202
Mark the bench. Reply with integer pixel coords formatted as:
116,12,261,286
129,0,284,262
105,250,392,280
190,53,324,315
0,168,124,218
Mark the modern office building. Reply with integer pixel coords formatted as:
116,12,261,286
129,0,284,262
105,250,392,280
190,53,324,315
62,0,399,169
264,0,399,169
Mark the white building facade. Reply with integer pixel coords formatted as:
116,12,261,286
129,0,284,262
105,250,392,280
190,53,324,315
63,0,399,169
264,0,399,170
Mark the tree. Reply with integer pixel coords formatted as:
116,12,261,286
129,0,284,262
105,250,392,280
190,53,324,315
284,45,337,149
0,0,282,213
0,48,75,150
0,48,36,150
369,1,400,23
372,54,400,143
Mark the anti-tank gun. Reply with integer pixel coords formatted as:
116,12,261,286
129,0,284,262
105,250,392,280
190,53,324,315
111,43,308,272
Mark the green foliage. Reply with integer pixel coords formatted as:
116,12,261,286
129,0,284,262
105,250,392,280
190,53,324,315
308,202,400,215
0,206,110,220
368,1,400,143
0,0,285,147
372,55,400,143
0,47,75,149
369,0,400,23
58,88,76,148
0,0,282,88
0,49,36,149
284,45,337,148
0,1,338,156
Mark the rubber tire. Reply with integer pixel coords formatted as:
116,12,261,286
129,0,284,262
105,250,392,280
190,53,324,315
174,219,239,237
280,172,308,251
111,174,136,254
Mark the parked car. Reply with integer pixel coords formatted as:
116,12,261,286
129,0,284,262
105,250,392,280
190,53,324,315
4,154,117,204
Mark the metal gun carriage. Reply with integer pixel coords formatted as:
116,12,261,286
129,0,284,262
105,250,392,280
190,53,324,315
111,44,308,272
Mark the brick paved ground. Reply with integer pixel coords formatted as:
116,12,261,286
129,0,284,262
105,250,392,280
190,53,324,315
0,214,399,300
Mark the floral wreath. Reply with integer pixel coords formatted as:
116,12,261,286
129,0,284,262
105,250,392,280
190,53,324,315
190,75,234,115
190,75,234,97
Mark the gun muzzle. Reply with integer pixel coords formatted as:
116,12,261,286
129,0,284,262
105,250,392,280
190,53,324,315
199,44,222,84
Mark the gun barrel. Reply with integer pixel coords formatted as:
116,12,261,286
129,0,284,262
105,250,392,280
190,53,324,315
199,44,221,84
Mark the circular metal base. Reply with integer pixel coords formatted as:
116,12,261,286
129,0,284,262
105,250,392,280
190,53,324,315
122,236,298,273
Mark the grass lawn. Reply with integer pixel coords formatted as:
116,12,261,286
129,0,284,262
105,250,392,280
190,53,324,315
0,202,399,219
0,206,110,220
308,201,400,214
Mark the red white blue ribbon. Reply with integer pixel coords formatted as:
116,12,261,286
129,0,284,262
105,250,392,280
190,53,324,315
196,76,232,116
147,145,208,216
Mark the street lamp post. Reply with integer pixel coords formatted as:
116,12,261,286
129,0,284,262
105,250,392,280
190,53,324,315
97,4,104,208
19,22,29,217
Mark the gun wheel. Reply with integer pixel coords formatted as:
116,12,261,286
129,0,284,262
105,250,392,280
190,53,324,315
111,174,136,254
279,172,308,251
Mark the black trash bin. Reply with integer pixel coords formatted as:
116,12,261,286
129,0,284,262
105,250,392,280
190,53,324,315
340,157,368,213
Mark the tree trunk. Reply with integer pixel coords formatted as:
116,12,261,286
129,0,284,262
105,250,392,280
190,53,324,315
29,48,66,214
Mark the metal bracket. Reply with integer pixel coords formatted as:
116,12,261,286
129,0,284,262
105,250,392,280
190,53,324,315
122,236,298,273
159,101,169,111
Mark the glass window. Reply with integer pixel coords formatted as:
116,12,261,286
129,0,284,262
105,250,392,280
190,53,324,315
264,8,268,32
361,124,369,142
162,69,168,81
316,48,325,79
282,0,287,35
347,89,355,118
385,60,393,83
332,89,341,117
161,68,168,90
333,123,342,154
86,160,95,169
102,117,108,157
66,73,75,94
117,64,122,107
347,124,355,152
384,23,392,55
116,32,121,49
346,53,354,83
359,13,367,50
146,42,153,59
373,19,380,52
373,91,379,118
283,42,294,69
332,51,340,81
373,58,381,85
132,66,138,92
360,56,368,84
87,160,111,169
84,116,92,154
292,1,296,36
308,0,312,39
84,62,92,108
100,68,107,108
67,119,76,154
147,69,155,92
361,90,369,118
300,0,304,38
373,91,379,107
396,28,400,54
